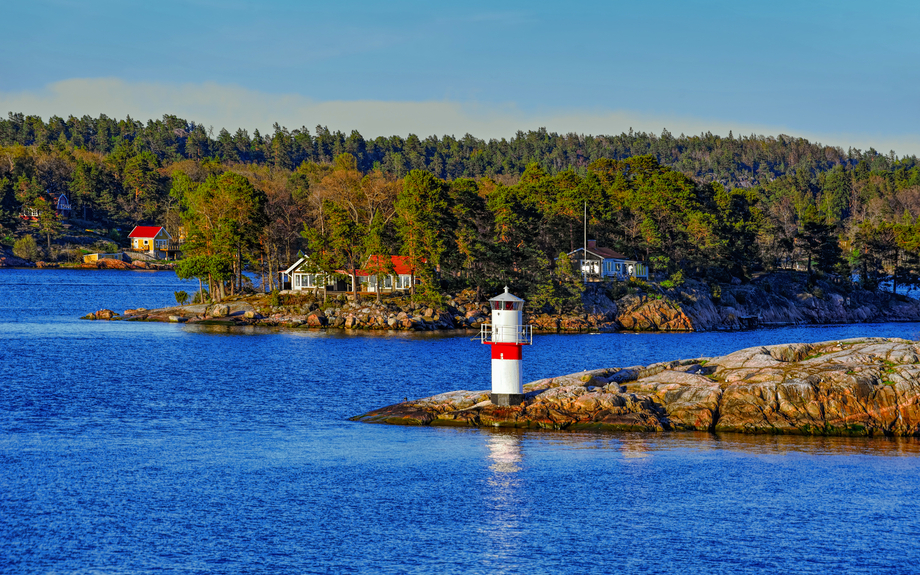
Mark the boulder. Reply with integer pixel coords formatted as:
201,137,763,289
616,295,694,331
307,312,327,327
209,304,230,317
243,310,263,320
96,258,131,270
94,309,117,320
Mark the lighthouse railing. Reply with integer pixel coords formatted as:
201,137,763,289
480,324,532,345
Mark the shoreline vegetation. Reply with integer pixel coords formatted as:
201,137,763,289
81,271,920,332
352,338,920,437
4,115,920,320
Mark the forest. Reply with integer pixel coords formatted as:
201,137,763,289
3,111,920,308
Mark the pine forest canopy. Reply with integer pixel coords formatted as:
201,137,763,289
3,111,920,306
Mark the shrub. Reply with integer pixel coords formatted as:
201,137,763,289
269,290,282,307
13,235,41,261
660,270,685,289
174,291,190,305
57,248,83,263
192,289,210,304
710,283,722,301
94,240,119,254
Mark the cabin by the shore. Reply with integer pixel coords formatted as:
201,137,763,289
21,193,71,220
127,226,181,260
563,240,649,281
283,256,350,293
283,254,423,294
348,255,423,293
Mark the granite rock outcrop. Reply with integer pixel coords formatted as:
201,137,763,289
352,338,920,436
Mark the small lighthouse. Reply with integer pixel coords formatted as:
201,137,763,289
480,287,532,406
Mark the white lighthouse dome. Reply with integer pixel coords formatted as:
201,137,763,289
489,286,524,343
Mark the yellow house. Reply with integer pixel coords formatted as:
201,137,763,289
127,226,180,260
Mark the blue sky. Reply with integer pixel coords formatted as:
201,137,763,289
2,0,918,154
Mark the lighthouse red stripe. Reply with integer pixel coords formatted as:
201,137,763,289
490,343,522,360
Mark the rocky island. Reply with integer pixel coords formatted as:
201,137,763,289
352,338,920,436
82,272,920,332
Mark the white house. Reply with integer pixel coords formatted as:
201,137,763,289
283,256,349,293
349,255,422,293
20,192,71,220
283,254,422,294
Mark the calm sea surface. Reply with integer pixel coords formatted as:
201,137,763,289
2,268,919,574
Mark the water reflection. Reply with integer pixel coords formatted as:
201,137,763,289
487,432,523,474
708,432,920,457
484,428,920,458
479,430,528,569
621,437,651,460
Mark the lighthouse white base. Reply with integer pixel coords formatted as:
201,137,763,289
491,358,522,394
491,357,523,407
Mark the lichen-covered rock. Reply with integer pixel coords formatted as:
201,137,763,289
96,258,131,270
209,304,230,317
306,312,327,327
616,295,694,331
352,338,920,436
94,309,117,320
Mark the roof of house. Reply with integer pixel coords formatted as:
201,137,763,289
286,254,426,277
284,257,308,275
567,246,630,260
285,256,348,276
354,255,424,276
128,226,169,239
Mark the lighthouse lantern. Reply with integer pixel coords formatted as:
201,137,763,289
480,287,532,406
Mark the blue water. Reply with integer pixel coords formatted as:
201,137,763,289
2,269,920,574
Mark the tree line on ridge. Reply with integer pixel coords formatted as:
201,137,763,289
3,111,920,308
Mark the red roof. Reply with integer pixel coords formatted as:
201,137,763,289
128,226,166,239
350,255,425,277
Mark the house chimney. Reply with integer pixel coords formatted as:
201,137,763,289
587,239,597,249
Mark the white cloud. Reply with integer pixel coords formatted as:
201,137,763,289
2,77,918,156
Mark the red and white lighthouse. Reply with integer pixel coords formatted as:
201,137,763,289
480,287,532,406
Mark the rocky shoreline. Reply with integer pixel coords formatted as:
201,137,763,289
568,273,920,332
82,296,475,330
81,273,920,332
352,338,920,437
